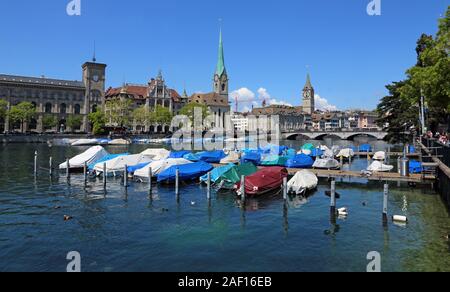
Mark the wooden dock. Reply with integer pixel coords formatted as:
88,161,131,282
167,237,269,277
354,152,420,157
212,164,436,184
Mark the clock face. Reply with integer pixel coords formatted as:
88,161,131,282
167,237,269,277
304,90,311,99
92,74,100,82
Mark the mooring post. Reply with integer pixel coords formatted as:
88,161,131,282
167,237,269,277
349,154,352,165
148,167,153,195
66,158,70,179
340,156,344,167
207,172,211,200
123,165,128,188
103,163,107,190
397,156,402,175
283,177,288,200
49,156,53,176
240,175,246,204
383,184,389,226
387,146,391,162
175,168,180,197
330,180,336,215
83,162,87,182
34,151,38,176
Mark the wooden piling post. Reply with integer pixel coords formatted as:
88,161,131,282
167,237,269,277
383,184,389,226
124,165,128,188
148,167,153,194
83,162,87,182
330,180,336,215
340,156,344,167
283,177,288,200
66,158,70,179
49,156,53,176
103,163,107,190
240,175,246,203
34,151,38,176
175,168,180,197
207,172,211,200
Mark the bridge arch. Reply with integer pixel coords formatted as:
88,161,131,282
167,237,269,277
285,133,313,140
346,133,382,140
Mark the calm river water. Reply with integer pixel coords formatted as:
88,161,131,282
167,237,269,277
0,138,449,272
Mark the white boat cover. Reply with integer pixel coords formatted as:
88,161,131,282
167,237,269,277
300,149,312,156
134,158,193,178
319,145,329,151
331,146,341,156
313,158,340,169
336,148,355,158
367,161,394,172
287,170,319,195
109,139,130,145
93,154,153,174
59,146,109,169
71,139,100,146
373,151,386,160
323,149,335,158
220,152,240,164
140,148,170,160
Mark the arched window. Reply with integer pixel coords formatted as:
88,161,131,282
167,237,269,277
60,103,67,114
45,103,52,114
222,83,226,91
74,104,81,115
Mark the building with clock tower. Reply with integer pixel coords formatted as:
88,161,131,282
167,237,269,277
302,73,315,115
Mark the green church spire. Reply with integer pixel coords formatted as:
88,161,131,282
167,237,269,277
215,28,226,77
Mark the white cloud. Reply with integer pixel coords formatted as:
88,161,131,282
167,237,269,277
315,94,338,112
257,87,292,107
230,88,255,102
268,99,293,107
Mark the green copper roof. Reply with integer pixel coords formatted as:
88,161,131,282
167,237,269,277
215,29,226,77
304,73,313,89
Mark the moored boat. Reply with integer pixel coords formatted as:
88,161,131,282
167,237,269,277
234,166,288,197
157,161,214,183
287,170,318,196
59,146,109,170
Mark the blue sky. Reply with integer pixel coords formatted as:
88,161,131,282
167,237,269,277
0,0,447,111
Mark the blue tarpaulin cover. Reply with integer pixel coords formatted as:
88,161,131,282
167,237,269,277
169,151,192,159
285,154,314,168
184,151,226,163
409,160,423,174
241,152,262,165
157,161,214,183
88,153,129,170
127,162,151,173
359,144,372,152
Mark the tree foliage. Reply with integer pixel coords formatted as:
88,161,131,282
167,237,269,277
378,7,450,141
8,102,36,133
0,99,7,120
67,115,83,130
151,105,173,125
105,99,133,128
42,114,58,130
178,102,209,125
88,110,106,135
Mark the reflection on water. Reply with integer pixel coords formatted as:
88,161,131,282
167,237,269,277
0,140,449,272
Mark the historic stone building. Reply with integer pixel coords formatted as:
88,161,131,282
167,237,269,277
104,71,187,133
0,60,106,133
188,29,231,129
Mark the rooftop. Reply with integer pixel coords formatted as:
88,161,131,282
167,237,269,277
0,74,85,88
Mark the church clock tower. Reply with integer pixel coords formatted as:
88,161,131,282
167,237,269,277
302,73,315,115
213,29,229,100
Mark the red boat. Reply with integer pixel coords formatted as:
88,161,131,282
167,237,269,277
235,166,288,196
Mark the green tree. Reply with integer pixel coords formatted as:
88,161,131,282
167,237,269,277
67,115,83,131
42,114,58,130
178,102,209,125
378,7,450,139
88,110,106,135
0,99,8,120
152,105,173,125
105,99,133,128
132,106,149,126
8,102,36,133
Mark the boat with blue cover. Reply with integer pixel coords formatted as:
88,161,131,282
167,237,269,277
88,153,130,171
157,161,214,183
285,154,314,168
200,163,235,184
169,151,192,159
241,152,262,165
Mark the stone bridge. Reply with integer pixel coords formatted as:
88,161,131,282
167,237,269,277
282,130,388,140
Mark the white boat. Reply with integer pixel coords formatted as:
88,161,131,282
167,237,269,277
71,139,100,146
301,149,312,156
313,158,340,169
59,146,109,170
108,138,130,145
287,170,319,195
336,148,355,158
140,148,170,160
373,151,386,161
367,161,394,172
93,154,153,175
220,152,240,164
134,158,193,179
